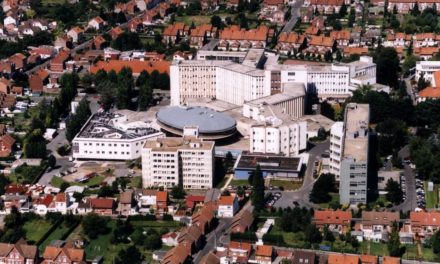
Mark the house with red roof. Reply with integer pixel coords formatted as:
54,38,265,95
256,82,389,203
156,190,168,214
29,69,49,93
8,53,26,70
88,16,106,30
67,26,84,43
90,60,170,76
306,35,335,55
260,0,285,24
191,205,215,234
228,241,252,262
276,32,306,54
162,244,189,264
50,50,70,73
217,195,238,218
0,240,38,264
327,253,359,264
413,33,438,48
42,241,84,264
373,0,438,14
409,211,440,241
0,134,15,157
0,77,11,94
218,25,270,51
186,195,205,211
313,210,352,234
382,256,401,264
330,30,351,47
189,24,217,48
178,225,203,255
90,198,115,216
255,245,274,264
34,194,54,215
163,22,189,44
414,47,440,60
161,231,179,246
48,193,68,214
109,26,124,40
384,32,412,47
306,0,346,14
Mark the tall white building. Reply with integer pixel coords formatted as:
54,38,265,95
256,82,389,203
72,112,164,160
170,60,270,106
142,137,215,190
332,103,370,205
265,56,376,99
243,102,307,157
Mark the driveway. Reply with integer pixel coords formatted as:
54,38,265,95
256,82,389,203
272,140,330,209
282,0,304,33
390,146,416,212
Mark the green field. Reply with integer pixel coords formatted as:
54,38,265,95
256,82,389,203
23,219,52,243
39,223,72,252
84,220,116,260
174,15,213,26
230,179,249,187
269,179,303,191
51,175,105,188
317,193,340,208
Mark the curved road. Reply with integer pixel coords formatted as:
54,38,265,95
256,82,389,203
273,140,330,209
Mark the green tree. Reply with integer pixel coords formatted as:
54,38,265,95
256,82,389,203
388,221,403,257
112,219,133,243
82,213,109,239
211,15,223,29
309,173,337,203
432,229,440,254
347,7,355,27
66,99,91,141
115,245,142,264
339,2,347,18
305,224,322,244
171,185,186,199
111,32,142,51
375,47,399,88
417,73,430,91
251,165,265,212
48,155,56,168
385,178,403,204
138,83,152,111
411,2,420,15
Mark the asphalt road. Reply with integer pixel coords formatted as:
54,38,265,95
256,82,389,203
273,140,330,209
282,0,304,33
391,146,417,212
404,75,416,105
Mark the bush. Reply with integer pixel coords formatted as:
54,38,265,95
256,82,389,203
230,232,257,242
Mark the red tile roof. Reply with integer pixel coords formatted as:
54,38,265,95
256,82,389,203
218,195,235,206
220,25,269,41
410,211,440,227
156,191,168,202
90,198,114,209
256,245,273,257
314,210,352,225
328,253,359,264
90,60,170,74
382,256,401,264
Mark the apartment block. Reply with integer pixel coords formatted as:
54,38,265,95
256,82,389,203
338,103,370,205
415,60,440,84
142,137,214,190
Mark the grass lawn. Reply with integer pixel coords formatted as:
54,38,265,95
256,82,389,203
131,220,183,229
424,181,438,209
23,219,53,243
230,179,249,187
38,223,71,252
51,175,105,188
128,176,142,189
84,221,116,260
269,180,303,191
175,15,212,25
317,193,339,208
42,0,65,5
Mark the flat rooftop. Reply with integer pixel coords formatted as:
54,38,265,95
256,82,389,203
343,103,369,162
235,153,302,172
75,112,160,140
247,82,305,105
144,137,214,151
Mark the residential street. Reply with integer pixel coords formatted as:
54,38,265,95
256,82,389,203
282,0,304,33
391,146,417,212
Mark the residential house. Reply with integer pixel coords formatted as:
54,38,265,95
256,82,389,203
228,241,252,262
189,24,217,48
186,195,205,212
382,256,401,264
276,32,306,54
67,26,84,43
127,17,143,32
327,253,359,264
90,198,115,216
255,245,274,264
137,189,157,209
0,93,15,112
305,26,320,36
191,205,215,234
359,211,399,242
231,209,254,233
200,252,220,264
409,211,440,241
50,50,70,73
0,134,15,157
163,23,189,44
109,26,124,40
91,35,107,50
307,0,345,14
76,199,92,215
0,61,12,75
361,254,378,264
313,210,352,234
414,33,437,48
178,225,203,255
156,190,168,214
118,190,134,216
384,32,412,47
3,194,28,213
162,244,189,264
217,195,238,218
48,193,68,214
33,194,54,215
10,86,22,95
88,16,105,30
218,25,270,51
0,77,11,93
28,69,49,93
260,0,285,24
307,35,335,54
0,239,38,264
54,35,72,49
330,30,351,47
342,47,369,57
42,241,84,264
8,53,26,70
161,232,179,246
292,250,316,264
414,47,440,60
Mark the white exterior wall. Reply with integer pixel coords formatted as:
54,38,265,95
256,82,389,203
181,147,214,189
142,149,180,188
250,121,306,157
73,133,164,160
216,67,269,105
415,61,440,84
329,122,344,179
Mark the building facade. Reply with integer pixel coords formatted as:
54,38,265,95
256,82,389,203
338,103,370,205
142,137,215,189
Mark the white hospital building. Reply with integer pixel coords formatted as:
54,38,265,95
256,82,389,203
141,137,215,189
415,60,440,83
72,112,164,160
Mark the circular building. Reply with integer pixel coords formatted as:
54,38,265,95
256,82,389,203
156,106,237,140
